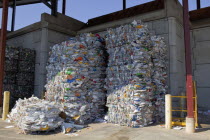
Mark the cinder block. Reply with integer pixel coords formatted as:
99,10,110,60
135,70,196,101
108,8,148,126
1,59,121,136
48,30,70,44
169,73,180,95
176,21,184,38
194,41,210,64
34,85,39,97
170,46,178,73
168,17,176,46
39,63,48,75
39,51,49,65
153,19,169,35
197,88,210,108
7,36,24,47
23,33,34,49
176,36,185,62
170,73,185,95
194,28,210,42
34,65,41,86
194,64,210,87
32,30,41,43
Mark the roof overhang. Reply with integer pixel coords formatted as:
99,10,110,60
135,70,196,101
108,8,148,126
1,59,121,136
0,0,50,8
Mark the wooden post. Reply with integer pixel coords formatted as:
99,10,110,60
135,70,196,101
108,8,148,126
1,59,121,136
2,91,10,120
165,94,172,129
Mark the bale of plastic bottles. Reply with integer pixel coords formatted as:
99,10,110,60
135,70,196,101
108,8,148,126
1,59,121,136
3,46,36,109
105,20,167,127
8,97,63,133
45,33,107,124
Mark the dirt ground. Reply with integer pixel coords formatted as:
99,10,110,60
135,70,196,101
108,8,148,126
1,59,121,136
0,119,210,140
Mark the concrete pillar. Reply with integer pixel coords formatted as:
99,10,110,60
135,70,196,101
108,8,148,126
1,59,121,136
186,117,195,133
165,94,172,129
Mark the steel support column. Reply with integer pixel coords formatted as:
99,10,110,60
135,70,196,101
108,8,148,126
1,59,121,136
197,0,201,9
51,0,58,16
62,0,66,15
11,0,16,31
0,0,9,107
123,0,126,10
182,0,194,118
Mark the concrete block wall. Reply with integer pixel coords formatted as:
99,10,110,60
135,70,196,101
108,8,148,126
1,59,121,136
168,17,185,96
191,21,210,108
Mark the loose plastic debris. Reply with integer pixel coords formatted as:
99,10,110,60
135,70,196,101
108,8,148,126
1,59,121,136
105,20,167,127
62,122,85,134
5,126,14,129
45,33,107,124
8,97,63,133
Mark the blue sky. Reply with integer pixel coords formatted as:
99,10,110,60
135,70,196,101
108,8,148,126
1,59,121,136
0,0,210,30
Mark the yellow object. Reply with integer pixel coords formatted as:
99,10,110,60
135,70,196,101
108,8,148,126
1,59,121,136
73,115,80,120
170,81,198,128
136,25,144,29
40,125,49,131
90,33,95,37
134,85,141,88
48,107,52,111
2,91,10,120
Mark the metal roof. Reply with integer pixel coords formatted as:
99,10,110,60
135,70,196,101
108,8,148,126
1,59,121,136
0,0,49,8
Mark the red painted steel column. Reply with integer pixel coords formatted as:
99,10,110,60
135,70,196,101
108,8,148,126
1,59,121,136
182,0,194,118
0,0,9,107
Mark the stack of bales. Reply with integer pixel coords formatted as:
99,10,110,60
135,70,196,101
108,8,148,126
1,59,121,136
105,21,167,127
3,46,35,109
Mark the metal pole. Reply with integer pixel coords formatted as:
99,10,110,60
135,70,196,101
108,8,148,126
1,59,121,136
51,0,58,16
0,0,9,107
123,0,126,10
182,0,194,119
11,0,16,31
197,0,201,9
62,0,66,15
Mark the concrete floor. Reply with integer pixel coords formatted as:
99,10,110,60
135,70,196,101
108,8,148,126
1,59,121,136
0,120,210,140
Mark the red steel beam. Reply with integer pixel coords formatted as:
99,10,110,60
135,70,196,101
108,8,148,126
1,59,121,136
0,0,9,107
182,0,194,118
